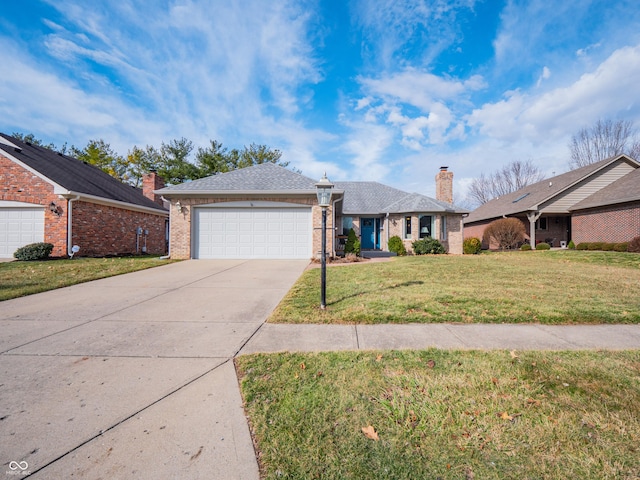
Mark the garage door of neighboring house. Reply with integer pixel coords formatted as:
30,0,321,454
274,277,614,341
0,202,45,258
194,202,312,259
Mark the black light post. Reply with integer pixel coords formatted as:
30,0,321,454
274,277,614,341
315,173,334,310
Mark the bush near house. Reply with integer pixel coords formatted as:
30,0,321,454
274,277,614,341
521,244,532,251
463,237,482,254
13,242,54,261
412,237,445,255
629,236,640,253
388,236,406,256
483,218,526,251
345,228,359,255
568,240,576,250
536,242,551,250
614,242,629,252
575,242,631,252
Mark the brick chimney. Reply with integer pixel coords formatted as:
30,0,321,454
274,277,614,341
142,171,165,206
435,166,453,204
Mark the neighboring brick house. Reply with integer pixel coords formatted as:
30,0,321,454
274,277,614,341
570,168,640,244
464,154,640,248
0,134,168,258
156,163,467,259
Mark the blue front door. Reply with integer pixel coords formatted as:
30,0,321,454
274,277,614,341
361,218,378,249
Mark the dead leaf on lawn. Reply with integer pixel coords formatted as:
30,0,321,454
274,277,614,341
491,377,499,385
510,350,519,359
375,354,383,362
300,362,306,370
361,425,379,441
426,359,436,369
499,411,513,421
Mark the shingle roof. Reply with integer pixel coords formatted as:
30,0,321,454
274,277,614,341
571,167,640,210
156,162,318,193
0,134,166,212
333,182,466,214
156,163,468,214
465,155,638,223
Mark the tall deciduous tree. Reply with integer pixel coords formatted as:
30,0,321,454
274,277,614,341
466,159,544,207
569,118,640,168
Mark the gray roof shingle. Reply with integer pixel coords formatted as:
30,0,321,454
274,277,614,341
157,163,468,214
0,134,166,211
156,163,318,193
465,155,639,223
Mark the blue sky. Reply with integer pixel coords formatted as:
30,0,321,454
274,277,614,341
2,0,640,203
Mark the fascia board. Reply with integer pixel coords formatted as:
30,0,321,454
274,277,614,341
60,191,168,215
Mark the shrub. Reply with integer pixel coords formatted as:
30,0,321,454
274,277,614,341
521,244,532,251
345,228,358,255
412,237,446,255
614,242,629,252
388,236,407,256
483,218,526,250
353,239,361,256
576,242,589,250
13,242,54,261
463,237,482,254
568,240,576,250
629,236,640,253
588,242,604,251
536,242,550,250
601,243,615,251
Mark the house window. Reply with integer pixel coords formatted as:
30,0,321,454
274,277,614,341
440,215,447,241
419,215,432,238
404,216,412,239
536,217,548,230
342,216,353,235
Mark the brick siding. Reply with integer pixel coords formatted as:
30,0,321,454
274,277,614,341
572,202,640,244
1,153,167,257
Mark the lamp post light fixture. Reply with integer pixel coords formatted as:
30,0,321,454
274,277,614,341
315,173,334,310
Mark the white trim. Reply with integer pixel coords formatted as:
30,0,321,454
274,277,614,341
0,200,45,208
60,192,168,216
193,200,310,209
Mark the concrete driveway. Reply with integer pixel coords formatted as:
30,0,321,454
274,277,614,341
0,259,308,479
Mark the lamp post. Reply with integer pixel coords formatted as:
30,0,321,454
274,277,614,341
315,173,334,310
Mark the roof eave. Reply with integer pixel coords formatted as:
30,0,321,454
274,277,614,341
155,189,345,197
60,191,168,215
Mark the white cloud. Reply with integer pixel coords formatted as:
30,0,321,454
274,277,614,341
536,66,551,87
468,44,640,145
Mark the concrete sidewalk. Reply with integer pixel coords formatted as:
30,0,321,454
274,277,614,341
240,323,640,354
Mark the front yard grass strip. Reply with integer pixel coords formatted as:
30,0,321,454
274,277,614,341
0,256,179,301
269,251,640,324
236,349,640,480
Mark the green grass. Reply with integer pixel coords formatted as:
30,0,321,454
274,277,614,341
269,251,640,324
0,256,179,301
237,350,640,480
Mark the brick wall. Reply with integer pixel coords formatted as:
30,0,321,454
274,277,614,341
572,202,640,244
72,201,167,256
387,213,464,254
1,154,167,257
435,167,454,204
168,196,327,260
1,154,68,256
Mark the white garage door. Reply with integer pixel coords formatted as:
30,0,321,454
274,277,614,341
195,205,312,259
0,203,45,258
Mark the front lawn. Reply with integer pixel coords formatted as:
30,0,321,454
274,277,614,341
237,349,640,480
0,256,178,301
269,251,640,324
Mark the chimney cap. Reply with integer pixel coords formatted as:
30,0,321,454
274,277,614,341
440,166,449,171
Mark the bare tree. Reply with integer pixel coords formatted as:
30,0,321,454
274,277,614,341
466,159,544,207
569,118,640,168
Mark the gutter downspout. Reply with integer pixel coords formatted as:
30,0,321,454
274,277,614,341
66,195,80,257
385,213,390,250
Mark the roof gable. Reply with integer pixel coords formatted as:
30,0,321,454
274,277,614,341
465,154,639,223
0,134,166,211
571,167,640,210
156,162,318,193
